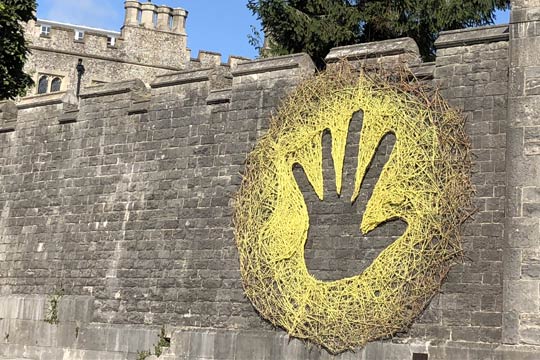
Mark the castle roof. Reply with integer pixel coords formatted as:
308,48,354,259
36,18,121,37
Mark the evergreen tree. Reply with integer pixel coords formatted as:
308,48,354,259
360,0,511,60
247,0,362,68
248,0,510,66
0,0,36,99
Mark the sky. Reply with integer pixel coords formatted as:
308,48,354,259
36,0,261,60
35,0,511,61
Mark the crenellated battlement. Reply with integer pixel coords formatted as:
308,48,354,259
21,0,253,102
26,19,123,59
22,1,193,99
12,27,509,128
123,0,187,34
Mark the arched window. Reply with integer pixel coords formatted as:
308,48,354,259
37,76,48,94
51,77,62,92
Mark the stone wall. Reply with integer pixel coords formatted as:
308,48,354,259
0,21,539,360
504,0,540,346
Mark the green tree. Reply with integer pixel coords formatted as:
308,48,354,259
248,0,510,67
247,0,362,68
0,0,36,100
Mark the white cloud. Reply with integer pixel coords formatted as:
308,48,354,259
38,0,123,31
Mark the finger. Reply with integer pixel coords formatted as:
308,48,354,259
341,110,364,202
321,129,336,200
292,134,324,200
354,132,397,212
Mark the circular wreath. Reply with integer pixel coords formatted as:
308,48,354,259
234,64,472,353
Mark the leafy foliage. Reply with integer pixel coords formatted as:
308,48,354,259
248,0,510,66
247,0,361,68
153,326,170,357
44,288,64,325
136,350,151,360
0,0,36,99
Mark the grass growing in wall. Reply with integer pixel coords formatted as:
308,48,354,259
137,326,171,359
154,326,171,357
44,288,64,325
136,350,152,360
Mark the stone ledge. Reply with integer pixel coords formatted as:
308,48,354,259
206,88,232,105
435,24,509,49
80,79,147,99
1,308,540,359
58,109,79,124
0,101,18,132
231,53,316,77
16,92,66,109
325,37,420,63
195,50,223,67
151,68,213,88
411,62,436,80
228,55,251,70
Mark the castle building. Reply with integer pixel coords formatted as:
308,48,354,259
22,0,244,98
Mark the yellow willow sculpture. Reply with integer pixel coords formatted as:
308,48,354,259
234,63,472,353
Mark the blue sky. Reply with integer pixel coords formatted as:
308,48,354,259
36,0,260,60
36,0,510,61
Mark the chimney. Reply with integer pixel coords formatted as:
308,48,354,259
140,1,156,29
171,8,187,34
156,6,172,31
124,1,141,26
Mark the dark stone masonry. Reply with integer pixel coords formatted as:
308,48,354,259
1,2,540,359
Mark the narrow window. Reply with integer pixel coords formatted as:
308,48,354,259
137,9,142,24
152,12,158,27
40,25,51,36
37,76,49,94
168,14,173,29
50,77,62,92
75,30,84,41
107,36,116,47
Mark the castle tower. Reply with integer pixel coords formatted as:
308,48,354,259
121,0,190,68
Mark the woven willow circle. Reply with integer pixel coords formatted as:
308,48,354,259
234,64,472,353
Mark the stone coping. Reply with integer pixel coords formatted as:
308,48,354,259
150,68,214,88
231,53,316,77
410,62,435,80
435,24,509,49
80,79,146,98
325,37,419,63
206,88,232,105
16,91,67,109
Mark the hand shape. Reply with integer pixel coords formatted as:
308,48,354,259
293,110,407,282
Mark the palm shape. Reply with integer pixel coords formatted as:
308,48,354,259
293,111,407,281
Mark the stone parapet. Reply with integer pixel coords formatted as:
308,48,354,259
80,79,147,99
231,53,316,77
206,88,232,105
325,37,421,66
435,24,510,49
0,101,18,133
